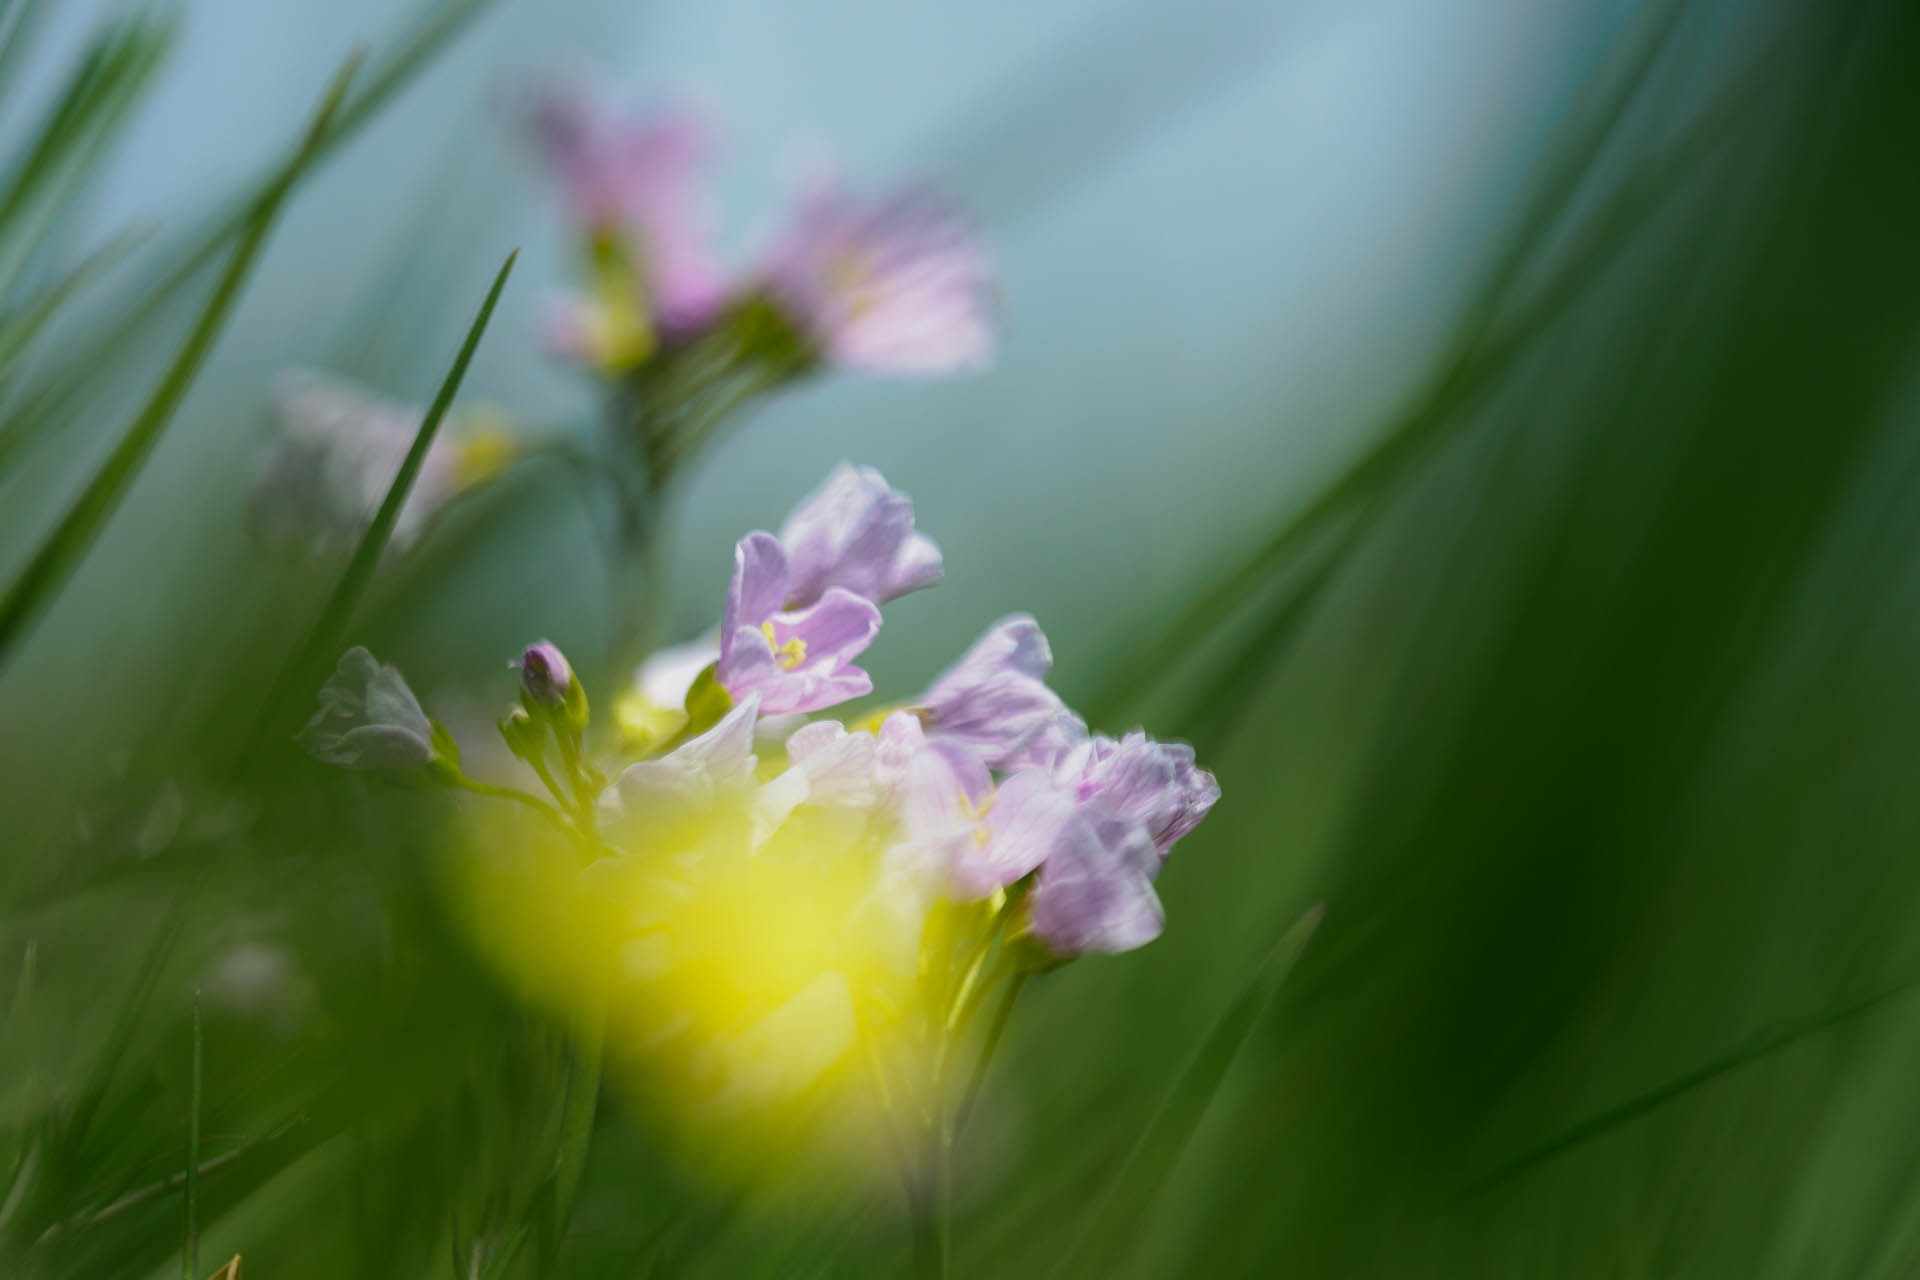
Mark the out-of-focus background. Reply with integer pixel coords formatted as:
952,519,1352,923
3,0,1920,1275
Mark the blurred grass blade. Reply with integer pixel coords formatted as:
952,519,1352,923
1087,0,1692,728
182,991,201,1280
1090,8,1770,730
10,899,188,1251
250,249,517,752
1183,523,1355,748
477,1224,529,1280
0,230,144,376
0,15,168,229
1048,905,1323,1280
0,56,359,667
0,0,51,108
1466,973,1920,1194
0,0,496,475
0,15,171,305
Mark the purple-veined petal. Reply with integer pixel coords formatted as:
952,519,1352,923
1028,808,1165,956
920,614,1070,770
777,463,944,607
762,179,994,376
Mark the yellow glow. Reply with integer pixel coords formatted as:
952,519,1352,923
613,687,688,753
578,255,655,371
449,782,934,1188
824,247,885,320
449,418,517,488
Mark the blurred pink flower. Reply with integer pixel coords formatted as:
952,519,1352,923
535,90,723,360
763,179,993,375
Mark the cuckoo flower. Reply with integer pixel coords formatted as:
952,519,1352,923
1027,806,1166,956
763,179,993,376
900,739,1080,902
251,371,515,555
535,91,721,364
777,463,942,608
783,720,885,808
297,647,441,774
716,533,881,715
1053,730,1220,857
918,615,1074,770
605,695,759,828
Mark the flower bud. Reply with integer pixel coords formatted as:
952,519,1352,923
515,639,589,728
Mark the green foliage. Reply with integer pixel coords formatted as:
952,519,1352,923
5,1,1920,1277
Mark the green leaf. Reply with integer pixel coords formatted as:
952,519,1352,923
1088,0,1699,730
1048,905,1323,1280
0,53,360,667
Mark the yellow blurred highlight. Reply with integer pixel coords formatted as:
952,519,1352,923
448,777,935,1190
613,686,687,753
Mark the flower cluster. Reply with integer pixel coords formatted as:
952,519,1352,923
534,88,994,386
249,94,992,564
301,464,1211,1180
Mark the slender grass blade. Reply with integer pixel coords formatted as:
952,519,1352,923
0,55,360,666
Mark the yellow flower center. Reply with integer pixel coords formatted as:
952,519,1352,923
578,243,655,371
450,418,517,487
824,248,884,320
956,788,997,848
762,620,807,670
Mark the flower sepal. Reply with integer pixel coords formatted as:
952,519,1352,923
680,661,735,739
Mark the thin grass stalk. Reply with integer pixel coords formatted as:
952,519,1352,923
0,0,497,474
181,990,201,1280
244,249,516,759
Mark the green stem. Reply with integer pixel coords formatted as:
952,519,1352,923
453,776,569,830
955,972,1026,1139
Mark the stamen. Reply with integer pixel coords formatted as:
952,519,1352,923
761,620,807,670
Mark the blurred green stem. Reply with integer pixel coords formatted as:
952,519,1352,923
247,249,515,763
955,973,1026,1138
452,776,572,837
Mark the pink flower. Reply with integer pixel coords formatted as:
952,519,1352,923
535,90,723,360
762,179,993,375
919,615,1076,770
777,463,942,608
716,533,881,715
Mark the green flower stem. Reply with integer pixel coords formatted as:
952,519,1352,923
954,971,1026,1139
451,776,568,830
